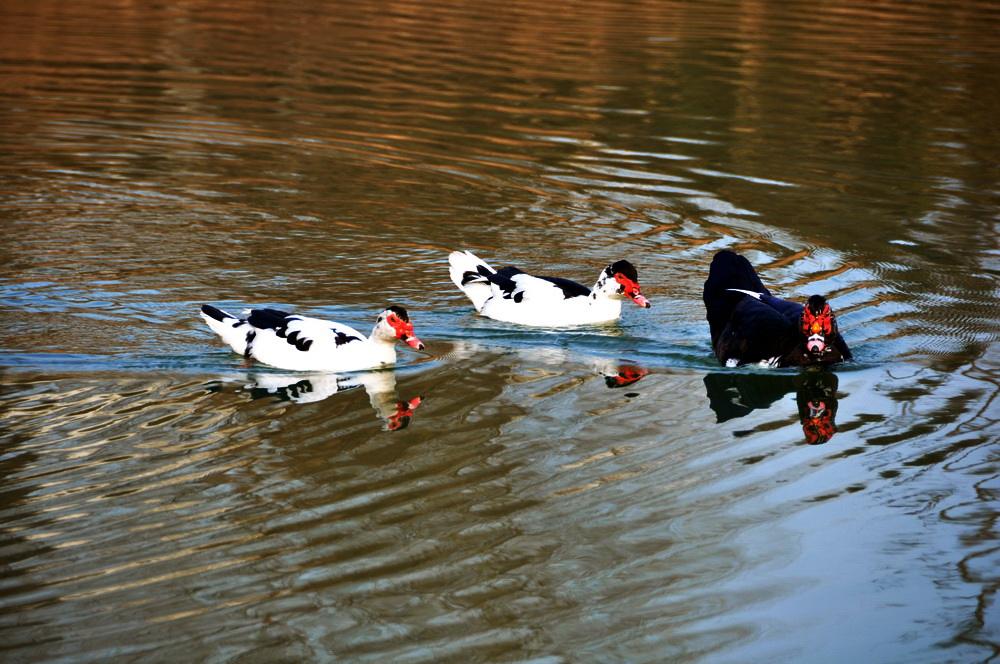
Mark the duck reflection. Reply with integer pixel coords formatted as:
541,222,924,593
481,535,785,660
443,339,649,391
704,369,839,444
245,370,423,431
602,363,649,388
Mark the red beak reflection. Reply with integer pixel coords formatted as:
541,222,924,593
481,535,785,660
605,365,649,388
387,396,422,431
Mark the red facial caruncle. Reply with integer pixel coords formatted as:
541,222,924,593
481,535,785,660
386,312,425,350
802,400,836,444
801,303,833,354
614,273,651,308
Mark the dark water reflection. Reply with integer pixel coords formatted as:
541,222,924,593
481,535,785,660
705,370,841,444
1,0,998,661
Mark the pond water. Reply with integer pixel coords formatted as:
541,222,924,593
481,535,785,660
1,0,998,661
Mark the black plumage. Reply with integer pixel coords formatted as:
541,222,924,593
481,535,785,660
703,250,851,367
535,275,592,299
201,304,232,323
247,308,295,330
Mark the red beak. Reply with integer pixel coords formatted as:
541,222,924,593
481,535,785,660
404,335,425,350
631,293,651,308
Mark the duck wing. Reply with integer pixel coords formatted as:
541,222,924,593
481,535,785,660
245,309,365,361
488,266,591,304
756,293,803,323
716,297,797,365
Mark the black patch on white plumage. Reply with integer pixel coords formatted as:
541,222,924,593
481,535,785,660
488,266,590,302
491,267,524,298
462,267,491,285
245,308,317,353
202,304,243,327
244,330,256,358
334,330,360,346
247,308,295,330
535,276,591,299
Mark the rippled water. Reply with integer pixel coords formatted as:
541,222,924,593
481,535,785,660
2,0,998,661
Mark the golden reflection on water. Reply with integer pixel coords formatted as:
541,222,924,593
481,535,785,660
0,0,998,661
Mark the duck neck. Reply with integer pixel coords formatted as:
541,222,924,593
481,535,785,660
587,284,623,317
589,275,618,304
368,326,397,347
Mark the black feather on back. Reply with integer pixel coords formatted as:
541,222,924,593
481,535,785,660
536,276,591,299
489,267,524,297
246,308,314,352
490,266,590,300
247,308,295,329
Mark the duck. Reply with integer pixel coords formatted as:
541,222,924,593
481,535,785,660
703,249,851,367
447,250,651,327
200,304,424,372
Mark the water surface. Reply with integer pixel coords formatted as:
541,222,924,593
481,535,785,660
1,0,998,661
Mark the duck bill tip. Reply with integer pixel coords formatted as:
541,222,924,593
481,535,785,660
632,294,651,308
405,336,425,350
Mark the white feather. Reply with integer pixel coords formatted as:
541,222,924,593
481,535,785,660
727,288,764,300
200,308,249,355
448,250,495,312
447,250,638,327
247,316,392,372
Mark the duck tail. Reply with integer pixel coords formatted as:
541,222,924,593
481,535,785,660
448,250,495,311
703,250,770,346
200,304,251,355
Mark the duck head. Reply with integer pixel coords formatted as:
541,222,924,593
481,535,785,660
799,295,839,358
595,260,651,308
373,306,425,349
